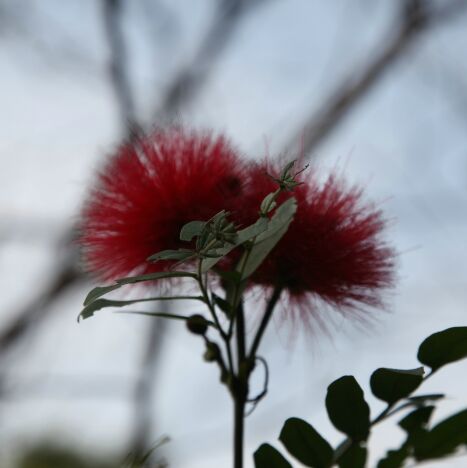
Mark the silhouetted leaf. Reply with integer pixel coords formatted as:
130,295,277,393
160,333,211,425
377,445,409,468
279,417,333,468
326,376,370,441
211,293,231,315
413,409,467,460
417,327,467,371
370,367,424,405
399,406,435,434
338,443,367,468
377,407,435,468
254,444,292,468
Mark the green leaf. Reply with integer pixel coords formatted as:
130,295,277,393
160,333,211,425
254,444,292,468
240,197,297,280
200,245,236,273
147,249,194,262
325,376,370,441
83,271,197,307
83,284,122,306
280,160,297,179
260,192,277,214
236,217,269,243
417,327,467,371
376,445,409,468
115,270,197,285
413,409,467,460
256,198,297,243
200,218,269,274
180,220,206,241
399,406,435,435
79,295,203,321
370,367,424,405
279,417,333,468
338,443,367,468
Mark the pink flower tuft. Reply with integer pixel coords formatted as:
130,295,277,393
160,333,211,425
80,127,244,280
237,162,395,316
80,128,395,324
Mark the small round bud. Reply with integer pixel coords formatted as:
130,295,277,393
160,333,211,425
186,314,208,335
203,342,220,362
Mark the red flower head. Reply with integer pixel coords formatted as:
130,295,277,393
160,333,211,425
80,127,244,280
238,162,395,320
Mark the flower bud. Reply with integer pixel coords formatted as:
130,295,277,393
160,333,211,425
203,341,220,362
186,314,208,335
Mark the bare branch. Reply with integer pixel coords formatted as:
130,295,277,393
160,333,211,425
103,0,140,136
283,0,467,157
154,0,265,119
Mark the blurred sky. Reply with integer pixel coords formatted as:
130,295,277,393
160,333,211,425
1,0,467,467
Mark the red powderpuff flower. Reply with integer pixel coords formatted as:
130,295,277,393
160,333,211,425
237,162,395,320
80,127,245,280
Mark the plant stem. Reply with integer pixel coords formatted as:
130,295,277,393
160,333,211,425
248,286,282,361
236,301,246,363
197,259,235,374
233,391,246,468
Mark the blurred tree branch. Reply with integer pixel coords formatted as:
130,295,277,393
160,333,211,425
284,0,467,157
0,0,269,363
103,0,140,135
153,0,266,119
